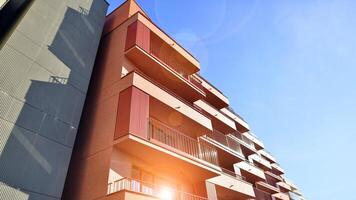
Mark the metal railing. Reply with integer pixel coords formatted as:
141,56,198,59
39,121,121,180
149,118,219,166
229,131,255,149
108,178,208,200
205,130,243,156
245,159,259,168
221,168,246,181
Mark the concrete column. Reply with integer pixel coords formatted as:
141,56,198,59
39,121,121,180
205,181,218,200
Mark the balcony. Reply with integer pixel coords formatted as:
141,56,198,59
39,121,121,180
271,163,285,175
243,132,264,150
114,124,220,180
254,187,272,200
272,192,291,200
124,14,204,102
193,75,229,109
234,161,266,182
194,100,236,133
289,191,303,200
107,177,208,200
265,171,283,182
258,150,276,163
205,130,244,157
277,181,292,191
220,107,250,132
200,130,244,170
119,71,212,130
229,131,256,156
256,181,280,194
284,178,298,191
207,170,255,200
149,118,219,166
249,154,272,171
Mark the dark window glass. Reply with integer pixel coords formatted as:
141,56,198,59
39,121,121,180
0,0,33,47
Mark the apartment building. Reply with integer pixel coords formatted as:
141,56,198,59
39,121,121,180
60,1,308,200
0,0,108,199
62,1,305,200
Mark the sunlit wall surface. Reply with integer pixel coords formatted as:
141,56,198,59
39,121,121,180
0,0,108,199
0,0,8,9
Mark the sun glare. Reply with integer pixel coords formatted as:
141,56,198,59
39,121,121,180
158,188,173,200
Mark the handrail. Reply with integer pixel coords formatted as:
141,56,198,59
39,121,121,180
149,118,219,166
243,159,259,169
221,168,246,181
108,177,208,200
205,129,243,156
229,132,255,148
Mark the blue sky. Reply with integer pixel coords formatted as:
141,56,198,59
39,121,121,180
107,1,356,199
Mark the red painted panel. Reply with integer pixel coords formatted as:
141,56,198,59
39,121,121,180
115,87,132,139
136,21,150,52
125,21,150,52
115,86,149,140
125,21,138,51
129,87,149,139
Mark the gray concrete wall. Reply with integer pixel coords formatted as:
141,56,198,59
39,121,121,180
0,0,108,199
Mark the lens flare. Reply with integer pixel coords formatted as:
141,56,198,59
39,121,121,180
158,188,173,200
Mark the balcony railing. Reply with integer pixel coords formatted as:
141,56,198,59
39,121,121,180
149,118,219,166
221,168,246,181
205,130,243,156
244,159,259,169
108,178,208,200
229,131,255,149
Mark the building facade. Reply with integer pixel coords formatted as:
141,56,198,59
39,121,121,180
0,0,108,199
63,1,305,200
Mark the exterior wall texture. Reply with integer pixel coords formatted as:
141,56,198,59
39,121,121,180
0,0,108,199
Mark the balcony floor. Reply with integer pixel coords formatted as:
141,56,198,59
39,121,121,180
114,134,220,181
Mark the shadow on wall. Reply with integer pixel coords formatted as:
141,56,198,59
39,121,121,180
0,2,105,199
